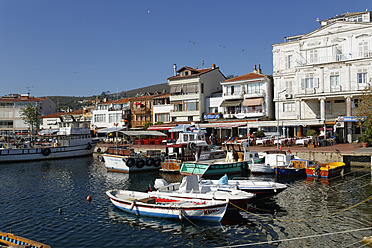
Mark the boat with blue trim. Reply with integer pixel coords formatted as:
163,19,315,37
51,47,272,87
106,189,229,222
0,231,50,248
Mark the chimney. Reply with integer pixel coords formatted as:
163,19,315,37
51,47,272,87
173,64,177,76
253,65,258,73
211,64,216,69
258,64,262,74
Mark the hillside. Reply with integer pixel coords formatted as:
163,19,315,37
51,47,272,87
47,83,170,111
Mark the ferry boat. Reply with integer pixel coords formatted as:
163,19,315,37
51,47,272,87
0,121,96,163
101,130,166,173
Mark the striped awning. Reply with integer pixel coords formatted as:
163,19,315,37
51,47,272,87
242,98,263,106
220,99,242,107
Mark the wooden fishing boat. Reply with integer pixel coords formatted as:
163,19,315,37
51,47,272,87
305,162,345,178
0,231,50,248
106,189,228,222
274,159,316,177
151,175,255,207
180,141,263,177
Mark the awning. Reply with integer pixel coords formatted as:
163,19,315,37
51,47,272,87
147,125,175,131
119,131,167,136
220,99,242,107
184,84,199,93
199,122,247,128
242,98,263,106
170,85,182,93
96,127,127,134
169,124,191,132
170,100,182,105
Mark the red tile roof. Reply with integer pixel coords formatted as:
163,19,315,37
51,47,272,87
40,112,65,118
167,66,217,80
0,97,47,102
223,73,265,82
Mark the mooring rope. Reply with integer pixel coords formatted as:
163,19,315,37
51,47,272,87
215,227,372,248
229,193,372,222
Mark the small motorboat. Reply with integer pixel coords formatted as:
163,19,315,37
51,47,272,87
199,175,288,197
106,189,229,222
274,159,316,177
0,231,50,248
306,162,345,178
151,175,255,207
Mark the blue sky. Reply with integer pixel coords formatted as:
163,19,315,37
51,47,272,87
0,0,370,97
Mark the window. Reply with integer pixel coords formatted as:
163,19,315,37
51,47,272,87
305,78,314,88
226,86,234,96
326,101,331,111
155,113,169,122
0,103,14,108
309,50,318,63
94,114,106,122
285,81,293,94
247,82,264,94
209,107,218,113
330,74,339,86
358,72,368,84
359,41,369,57
335,46,344,61
174,103,183,112
352,99,359,109
109,113,122,123
283,103,295,112
183,100,199,111
286,55,292,68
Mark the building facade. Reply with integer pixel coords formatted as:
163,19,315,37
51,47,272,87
168,64,226,122
0,93,56,135
272,11,372,142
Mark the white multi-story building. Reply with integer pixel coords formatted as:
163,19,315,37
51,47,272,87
152,93,172,123
220,65,274,121
272,10,372,142
168,64,226,122
0,93,56,135
91,98,130,131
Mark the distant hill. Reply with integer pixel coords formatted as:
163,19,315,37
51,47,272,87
47,83,170,112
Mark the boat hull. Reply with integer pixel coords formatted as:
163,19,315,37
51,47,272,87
180,160,250,178
0,143,95,163
107,190,228,222
249,163,274,174
306,162,345,178
274,167,306,176
101,154,162,173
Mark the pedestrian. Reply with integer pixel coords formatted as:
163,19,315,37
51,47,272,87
210,133,214,145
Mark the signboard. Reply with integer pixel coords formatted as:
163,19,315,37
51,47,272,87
338,116,359,122
203,114,220,119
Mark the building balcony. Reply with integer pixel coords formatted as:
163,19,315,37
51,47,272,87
223,93,243,100
132,107,151,115
243,90,266,99
358,83,370,91
297,52,372,66
131,121,147,127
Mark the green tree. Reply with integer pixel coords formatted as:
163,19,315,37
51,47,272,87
20,103,39,136
143,122,153,130
355,88,372,144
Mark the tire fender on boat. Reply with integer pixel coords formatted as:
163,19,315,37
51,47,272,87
87,143,92,150
154,158,161,167
136,159,145,168
41,148,51,156
146,158,155,166
126,158,135,167
96,148,102,153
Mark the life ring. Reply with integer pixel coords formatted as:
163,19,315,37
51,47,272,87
188,142,197,151
126,158,135,167
87,143,92,150
41,148,51,156
96,148,102,153
136,159,145,168
154,158,161,167
146,158,154,166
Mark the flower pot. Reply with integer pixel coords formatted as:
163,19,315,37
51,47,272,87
362,142,368,148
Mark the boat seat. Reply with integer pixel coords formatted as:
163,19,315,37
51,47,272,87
138,197,156,204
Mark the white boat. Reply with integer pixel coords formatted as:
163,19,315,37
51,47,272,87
200,175,287,197
249,150,295,174
106,189,228,222
0,121,96,163
101,130,166,173
151,175,255,207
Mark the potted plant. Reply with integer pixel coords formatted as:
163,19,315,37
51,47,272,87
358,134,371,148
306,129,317,148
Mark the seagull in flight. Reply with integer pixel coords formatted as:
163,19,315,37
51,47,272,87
189,40,196,45
219,45,226,48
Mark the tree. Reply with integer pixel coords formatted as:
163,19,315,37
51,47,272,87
20,103,39,136
143,122,153,130
355,88,372,144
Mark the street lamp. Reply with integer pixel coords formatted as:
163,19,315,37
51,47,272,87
277,89,286,149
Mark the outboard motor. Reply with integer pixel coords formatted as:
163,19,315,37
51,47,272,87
154,178,169,190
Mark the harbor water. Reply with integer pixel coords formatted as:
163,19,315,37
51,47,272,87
1,155,372,247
